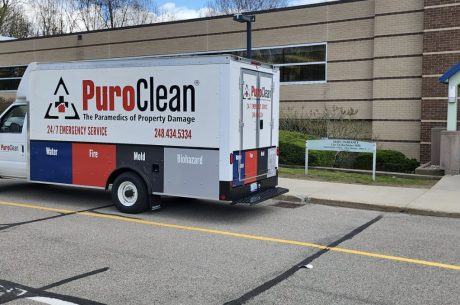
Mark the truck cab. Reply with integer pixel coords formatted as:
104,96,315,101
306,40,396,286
0,103,28,178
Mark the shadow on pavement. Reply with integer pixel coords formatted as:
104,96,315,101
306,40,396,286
157,196,277,224
0,179,279,225
0,179,111,208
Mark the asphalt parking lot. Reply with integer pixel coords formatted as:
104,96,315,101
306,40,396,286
0,178,459,305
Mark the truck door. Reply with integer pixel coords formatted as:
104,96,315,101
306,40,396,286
237,69,274,185
0,104,28,178
258,72,274,148
240,69,259,151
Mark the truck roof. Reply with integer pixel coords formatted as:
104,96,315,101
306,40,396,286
29,54,275,71
16,54,276,100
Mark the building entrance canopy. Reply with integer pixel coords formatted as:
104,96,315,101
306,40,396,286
440,62,460,131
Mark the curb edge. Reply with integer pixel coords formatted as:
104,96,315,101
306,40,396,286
289,197,460,218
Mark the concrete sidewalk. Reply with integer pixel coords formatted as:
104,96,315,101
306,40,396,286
278,175,460,217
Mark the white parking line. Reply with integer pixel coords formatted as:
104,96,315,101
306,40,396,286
28,296,79,305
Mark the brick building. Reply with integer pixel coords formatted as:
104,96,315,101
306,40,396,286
0,0,458,161
422,0,460,162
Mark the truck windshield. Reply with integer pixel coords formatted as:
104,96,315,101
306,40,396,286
0,105,27,133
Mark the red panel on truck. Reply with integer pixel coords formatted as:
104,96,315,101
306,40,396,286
72,143,116,187
244,150,258,184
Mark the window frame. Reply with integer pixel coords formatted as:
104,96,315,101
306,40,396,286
268,43,327,85
0,64,28,92
155,42,328,85
0,43,327,91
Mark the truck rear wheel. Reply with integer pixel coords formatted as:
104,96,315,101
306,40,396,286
112,172,149,213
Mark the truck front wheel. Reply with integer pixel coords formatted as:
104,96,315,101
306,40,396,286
112,172,149,213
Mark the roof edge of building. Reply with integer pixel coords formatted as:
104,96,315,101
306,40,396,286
0,0,366,44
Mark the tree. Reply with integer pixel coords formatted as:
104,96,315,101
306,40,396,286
75,0,156,30
76,0,105,31
30,0,80,36
206,0,288,15
0,0,32,38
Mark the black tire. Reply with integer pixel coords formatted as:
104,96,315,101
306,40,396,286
112,172,149,214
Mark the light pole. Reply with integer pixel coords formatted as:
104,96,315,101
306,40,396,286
233,14,256,59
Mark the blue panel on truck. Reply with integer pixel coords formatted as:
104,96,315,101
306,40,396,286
30,141,72,184
232,151,245,187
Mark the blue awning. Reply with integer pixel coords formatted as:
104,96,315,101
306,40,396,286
439,62,460,83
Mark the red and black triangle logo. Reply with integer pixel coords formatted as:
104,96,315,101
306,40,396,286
45,77,80,120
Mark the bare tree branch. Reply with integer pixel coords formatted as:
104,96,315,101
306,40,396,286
0,0,32,38
76,0,156,30
206,0,288,15
30,0,85,36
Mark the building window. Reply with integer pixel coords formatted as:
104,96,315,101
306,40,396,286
189,43,327,84
279,64,326,82
0,65,27,91
240,44,327,83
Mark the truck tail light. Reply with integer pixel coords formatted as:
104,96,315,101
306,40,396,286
230,153,234,164
277,147,280,156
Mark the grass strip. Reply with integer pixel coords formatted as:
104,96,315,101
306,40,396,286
279,167,435,188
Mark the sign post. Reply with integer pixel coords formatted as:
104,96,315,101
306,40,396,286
305,145,309,175
372,147,376,181
305,139,377,181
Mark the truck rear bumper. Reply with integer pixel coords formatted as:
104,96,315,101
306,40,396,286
231,187,289,205
219,175,288,204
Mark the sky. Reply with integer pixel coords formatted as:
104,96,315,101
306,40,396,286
13,0,337,38
158,1,206,9
155,0,337,20
156,0,336,8
0,36,15,41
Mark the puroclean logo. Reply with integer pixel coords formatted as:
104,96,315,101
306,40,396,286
0,144,19,151
251,86,272,99
244,83,250,99
45,77,80,120
243,81,272,101
82,77,196,112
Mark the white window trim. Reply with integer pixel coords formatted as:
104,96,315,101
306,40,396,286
0,77,22,80
0,64,27,69
275,62,325,67
281,80,327,85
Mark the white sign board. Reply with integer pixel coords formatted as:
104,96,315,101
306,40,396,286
305,139,377,180
307,139,376,153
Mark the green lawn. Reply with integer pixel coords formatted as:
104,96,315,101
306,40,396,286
279,167,437,188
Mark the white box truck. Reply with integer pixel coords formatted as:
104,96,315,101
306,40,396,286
0,55,287,213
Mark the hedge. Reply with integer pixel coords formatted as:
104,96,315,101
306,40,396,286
279,130,335,166
279,130,420,173
353,150,420,173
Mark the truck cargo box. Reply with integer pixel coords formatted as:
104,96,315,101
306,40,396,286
0,55,287,212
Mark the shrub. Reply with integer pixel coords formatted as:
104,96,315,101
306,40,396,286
353,150,420,173
279,131,420,173
280,105,372,140
279,130,335,166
